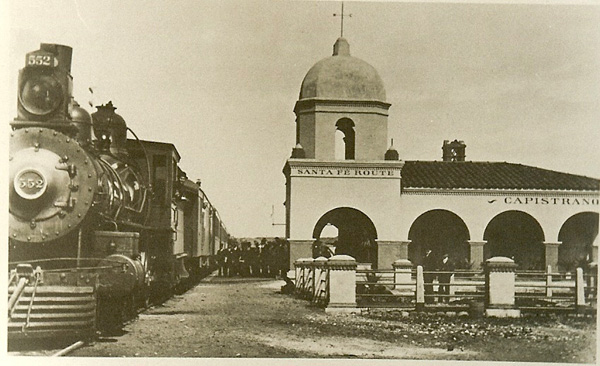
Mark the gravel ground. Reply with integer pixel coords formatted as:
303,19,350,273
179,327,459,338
66,273,596,362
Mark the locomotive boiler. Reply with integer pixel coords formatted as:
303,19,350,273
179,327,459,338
8,43,227,340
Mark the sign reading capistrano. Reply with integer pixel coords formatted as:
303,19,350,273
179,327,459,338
499,197,599,205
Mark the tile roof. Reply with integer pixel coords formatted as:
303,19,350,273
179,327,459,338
401,161,600,191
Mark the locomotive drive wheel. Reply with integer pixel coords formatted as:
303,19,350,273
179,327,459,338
9,128,98,243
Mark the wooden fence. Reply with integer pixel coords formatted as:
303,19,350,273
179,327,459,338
294,256,597,316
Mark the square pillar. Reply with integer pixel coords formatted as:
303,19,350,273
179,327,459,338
399,240,410,260
485,256,520,318
326,255,357,313
289,240,313,267
376,241,404,269
393,259,413,293
468,241,486,270
544,242,561,272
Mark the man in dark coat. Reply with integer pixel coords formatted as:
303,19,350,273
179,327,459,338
438,253,454,303
216,248,225,276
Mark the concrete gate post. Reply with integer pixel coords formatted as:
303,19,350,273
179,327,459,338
325,255,357,313
392,259,413,292
468,241,486,270
485,256,520,318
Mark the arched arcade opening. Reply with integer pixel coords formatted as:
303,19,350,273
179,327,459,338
558,212,598,271
484,211,545,270
313,207,377,265
408,210,470,268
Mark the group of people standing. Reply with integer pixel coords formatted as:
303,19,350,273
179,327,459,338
215,238,289,278
422,249,455,304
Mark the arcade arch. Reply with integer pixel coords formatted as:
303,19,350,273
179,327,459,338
484,211,545,270
313,207,377,265
558,212,598,271
407,210,470,268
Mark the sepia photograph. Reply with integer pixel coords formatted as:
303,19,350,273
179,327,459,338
4,0,599,364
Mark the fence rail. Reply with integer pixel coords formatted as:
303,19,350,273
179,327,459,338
294,257,597,316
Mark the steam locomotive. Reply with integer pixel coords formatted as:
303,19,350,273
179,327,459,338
8,43,229,339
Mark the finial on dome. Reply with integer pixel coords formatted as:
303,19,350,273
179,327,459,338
333,37,350,56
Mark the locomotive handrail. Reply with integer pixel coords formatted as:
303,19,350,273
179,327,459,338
8,277,28,318
97,156,123,220
8,272,17,286
126,126,151,218
42,265,118,273
97,214,173,231
24,274,40,330
9,257,132,272
9,257,128,265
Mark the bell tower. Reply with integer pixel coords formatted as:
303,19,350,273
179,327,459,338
293,37,391,161
284,36,404,269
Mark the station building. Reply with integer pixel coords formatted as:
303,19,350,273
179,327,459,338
284,37,600,271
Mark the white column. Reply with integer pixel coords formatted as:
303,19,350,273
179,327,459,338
416,265,424,311
576,267,586,307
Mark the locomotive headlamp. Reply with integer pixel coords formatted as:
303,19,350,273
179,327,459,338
19,74,64,116
15,44,73,124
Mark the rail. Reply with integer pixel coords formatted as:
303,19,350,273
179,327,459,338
312,266,329,305
356,268,485,309
515,267,597,313
293,258,596,315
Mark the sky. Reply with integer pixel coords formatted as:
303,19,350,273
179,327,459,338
5,0,600,238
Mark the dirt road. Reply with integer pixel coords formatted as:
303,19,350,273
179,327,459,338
69,274,596,362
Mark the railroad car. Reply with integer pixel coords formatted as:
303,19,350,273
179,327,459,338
8,43,229,340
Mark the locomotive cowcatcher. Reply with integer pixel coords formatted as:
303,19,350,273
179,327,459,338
8,43,226,340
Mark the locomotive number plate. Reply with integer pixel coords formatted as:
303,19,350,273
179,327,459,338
14,169,47,200
26,53,58,67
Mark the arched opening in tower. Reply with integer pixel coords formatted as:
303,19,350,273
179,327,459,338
335,118,355,160
558,212,598,271
312,207,377,266
484,210,545,270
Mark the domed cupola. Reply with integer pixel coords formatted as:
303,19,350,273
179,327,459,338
293,38,392,161
299,38,387,102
